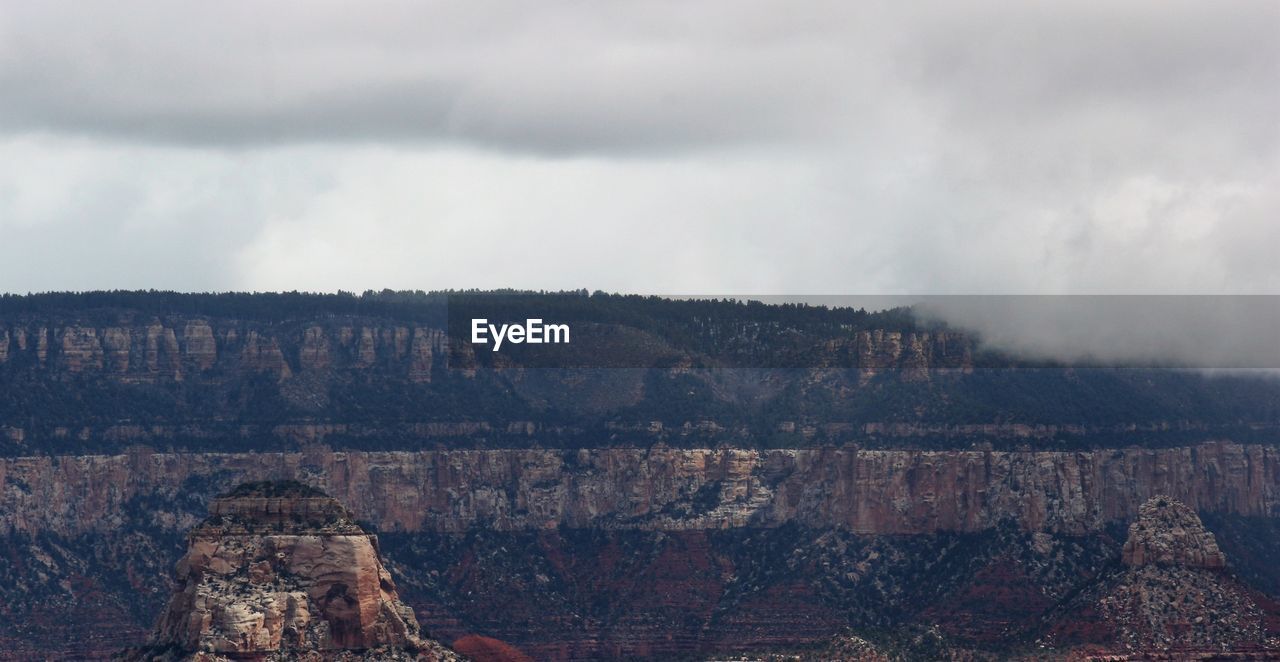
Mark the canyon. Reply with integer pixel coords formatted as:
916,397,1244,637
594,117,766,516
0,293,1277,658
0,443,1276,658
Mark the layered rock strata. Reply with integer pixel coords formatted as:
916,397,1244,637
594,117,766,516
127,481,458,661
0,319,459,381
0,319,967,377
0,442,1274,538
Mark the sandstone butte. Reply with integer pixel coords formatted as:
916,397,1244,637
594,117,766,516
1121,495,1228,569
121,481,460,662
1083,495,1277,656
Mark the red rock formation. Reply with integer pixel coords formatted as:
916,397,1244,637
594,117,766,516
1088,496,1277,655
129,482,458,661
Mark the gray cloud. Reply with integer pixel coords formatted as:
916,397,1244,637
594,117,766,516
0,1,874,153
0,0,1276,306
912,296,1280,369
4,2,1268,156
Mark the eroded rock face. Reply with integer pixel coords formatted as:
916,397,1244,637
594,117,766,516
145,324,182,377
1121,495,1227,569
1093,496,1274,654
0,443,1276,538
408,328,447,382
0,319,457,382
300,326,332,371
58,326,104,372
182,321,217,370
130,482,458,661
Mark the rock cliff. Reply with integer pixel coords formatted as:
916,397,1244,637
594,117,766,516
3,304,1278,457
0,443,1275,539
125,481,458,661
0,319,455,381
0,295,1277,659
0,318,958,379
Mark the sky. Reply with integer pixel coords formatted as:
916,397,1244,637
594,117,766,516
0,1,1277,296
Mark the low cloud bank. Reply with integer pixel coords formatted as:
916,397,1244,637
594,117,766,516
912,296,1280,369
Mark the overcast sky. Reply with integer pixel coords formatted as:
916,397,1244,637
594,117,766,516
0,1,1277,295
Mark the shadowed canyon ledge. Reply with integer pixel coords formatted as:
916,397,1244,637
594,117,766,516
0,441,1274,537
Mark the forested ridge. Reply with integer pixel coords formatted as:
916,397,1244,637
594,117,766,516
0,290,1276,455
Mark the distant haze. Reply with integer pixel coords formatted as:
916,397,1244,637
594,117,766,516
748,295,1280,369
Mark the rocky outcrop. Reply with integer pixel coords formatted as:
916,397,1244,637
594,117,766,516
128,481,458,661
183,321,217,370
58,326,104,372
300,326,332,371
1121,495,1227,569
144,323,182,377
353,327,378,368
409,328,448,382
1090,496,1277,654
103,327,131,372
853,329,971,381
241,330,293,379
0,443,1274,538
811,330,972,382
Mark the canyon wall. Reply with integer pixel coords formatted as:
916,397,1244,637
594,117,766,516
0,320,969,378
0,319,453,381
3,310,1276,458
1,442,1273,537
